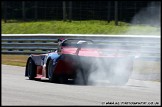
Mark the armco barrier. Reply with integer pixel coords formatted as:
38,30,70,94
1,34,160,61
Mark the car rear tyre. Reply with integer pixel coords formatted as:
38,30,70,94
48,59,59,83
74,68,88,85
27,58,36,80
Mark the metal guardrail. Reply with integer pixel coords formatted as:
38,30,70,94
1,34,160,61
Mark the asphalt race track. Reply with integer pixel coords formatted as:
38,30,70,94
2,65,161,106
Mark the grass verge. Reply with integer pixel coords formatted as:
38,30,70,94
2,54,29,67
2,20,160,35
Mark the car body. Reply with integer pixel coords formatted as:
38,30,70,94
25,38,135,85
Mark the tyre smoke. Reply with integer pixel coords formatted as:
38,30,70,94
125,1,161,36
74,2,160,86
83,2,160,86
75,49,135,86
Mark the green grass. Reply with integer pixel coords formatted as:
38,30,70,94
2,54,29,67
1,20,160,35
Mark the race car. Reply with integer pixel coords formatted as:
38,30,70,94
25,38,134,85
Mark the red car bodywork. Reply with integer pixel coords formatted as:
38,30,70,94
25,39,134,84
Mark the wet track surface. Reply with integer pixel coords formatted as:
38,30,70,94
2,65,161,106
